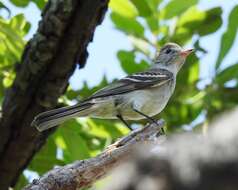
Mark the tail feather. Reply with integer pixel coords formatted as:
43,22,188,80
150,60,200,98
32,102,93,132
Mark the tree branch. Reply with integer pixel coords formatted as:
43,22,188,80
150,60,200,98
105,108,238,190
23,120,165,190
0,0,109,189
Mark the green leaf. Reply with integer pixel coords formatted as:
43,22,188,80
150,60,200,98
117,50,136,74
55,120,91,162
197,7,222,36
146,15,159,34
3,71,15,87
14,174,28,190
9,14,31,36
0,14,29,92
215,5,238,70
31,0,47,9
109,0,138,18
147,0,162,11
175,7,222,36
73,76,109,99
131,0,153,17
188,55,199,84
29,137,64,175
215,63,238,84
176,53,199,85
89,119,128,140
172,7,222,44
177,6,205,27
117,50,149,74
0,23,24,59
161,0,198,19
171,27,192,45
111,12,144,38
10,0,30,7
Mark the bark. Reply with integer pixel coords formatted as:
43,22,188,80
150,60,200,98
0,0,109,189
23,120,165,190
105,108,238,190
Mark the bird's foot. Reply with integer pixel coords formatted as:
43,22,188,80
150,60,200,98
148,119,166,135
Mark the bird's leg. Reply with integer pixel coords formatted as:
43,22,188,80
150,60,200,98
132,108,157,124
116,114,133,131
132,108,165,134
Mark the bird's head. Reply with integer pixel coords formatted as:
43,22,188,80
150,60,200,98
154,42,194,74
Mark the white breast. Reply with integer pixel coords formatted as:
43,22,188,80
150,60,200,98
124,80,176,119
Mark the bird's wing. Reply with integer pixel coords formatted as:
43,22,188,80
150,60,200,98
86,69,173,100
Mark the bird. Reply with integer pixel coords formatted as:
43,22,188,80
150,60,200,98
32,42,193,132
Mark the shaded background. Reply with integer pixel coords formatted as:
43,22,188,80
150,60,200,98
0,0,238,189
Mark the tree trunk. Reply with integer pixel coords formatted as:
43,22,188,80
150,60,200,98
0,0,109,189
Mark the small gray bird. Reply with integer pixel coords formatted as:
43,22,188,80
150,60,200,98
32,42,193,132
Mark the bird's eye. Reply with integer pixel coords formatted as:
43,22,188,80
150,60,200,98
165,48,172,54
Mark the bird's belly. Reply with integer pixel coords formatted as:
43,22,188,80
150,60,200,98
141,89,171,115
122,84,174,120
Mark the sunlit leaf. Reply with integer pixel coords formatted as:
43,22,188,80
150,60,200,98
117,50,149,74
177,6,205,26
55,120,91,162
117,50,136,74
10,14,31,36
109,0,138,18
0,14,29,96
216,5,238,70
90,119,128,139
174,7,222,42
215,63,238,84
188,56,199,84
197,7,222,36
10,0,30,7
87,119,111,138
31,0,47,9
131,0,153,17
172,7,200,42
111,12,144,38
161,0,198,19
147,0,162,11
171,27,192,45
0,14,29,60
3,71,15,87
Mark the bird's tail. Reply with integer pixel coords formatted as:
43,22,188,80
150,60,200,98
32,102,94,132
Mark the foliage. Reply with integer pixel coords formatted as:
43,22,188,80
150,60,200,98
0,13,30,103
0,0,238,189
216,5,238,70
108,0,238,131
9,0,47,9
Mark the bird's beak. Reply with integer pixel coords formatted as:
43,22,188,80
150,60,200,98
180,49,194,58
